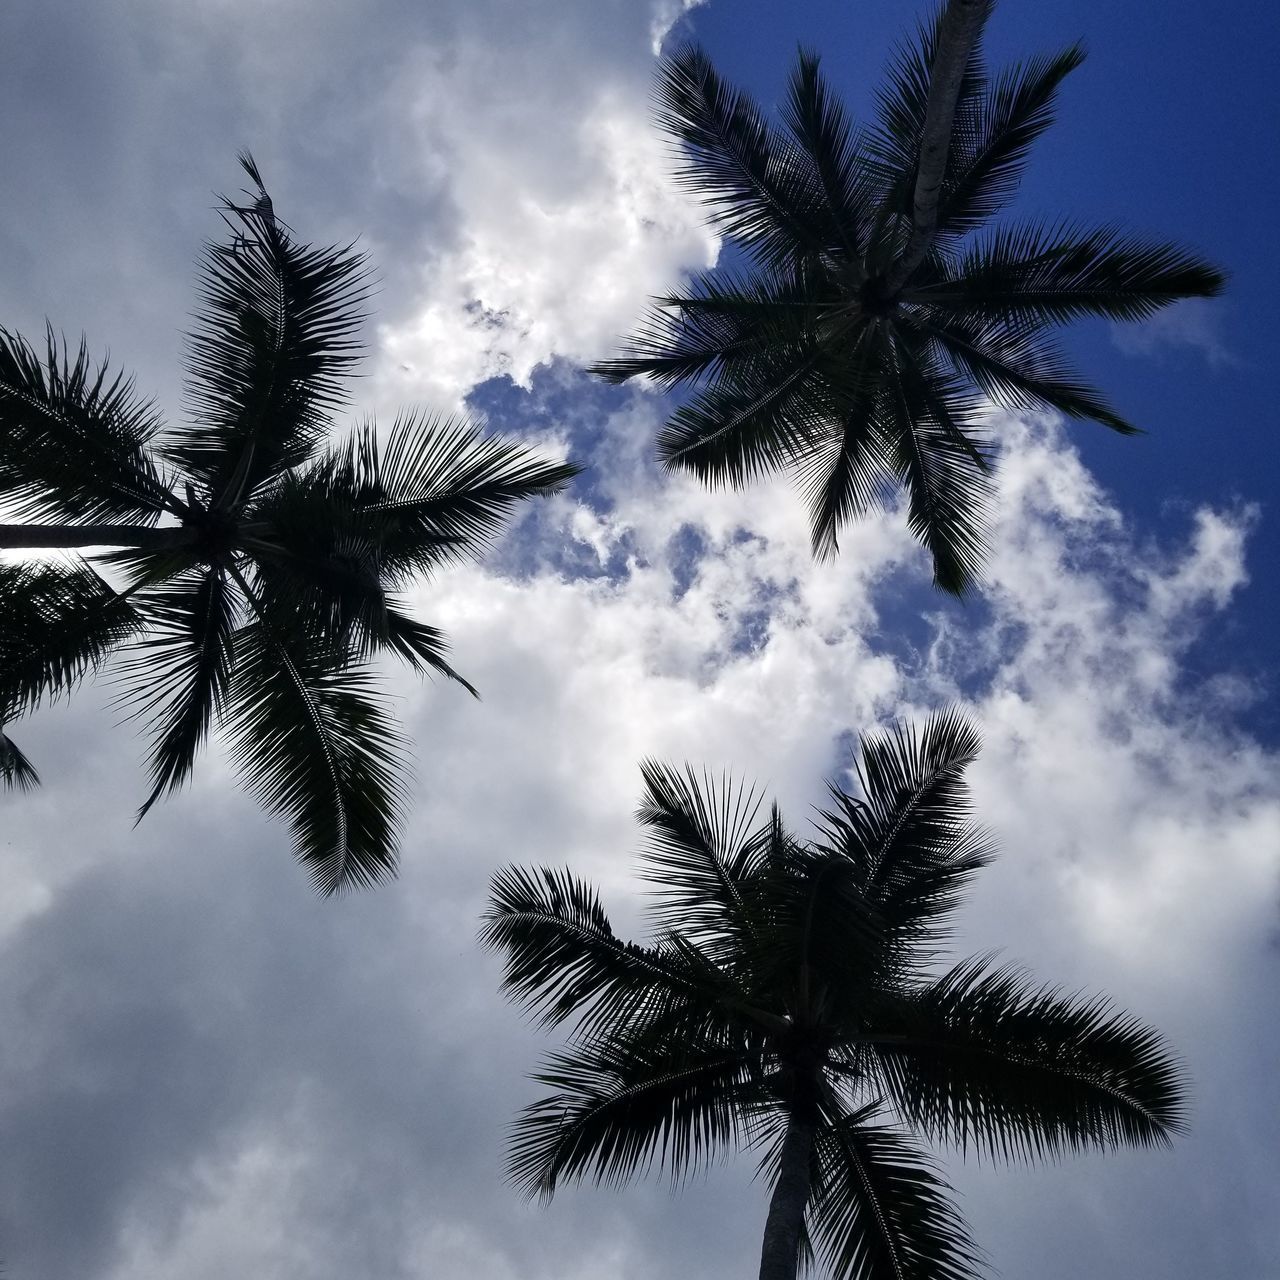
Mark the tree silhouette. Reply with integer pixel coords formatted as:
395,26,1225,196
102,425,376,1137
0,154,579,893
483,711,1185,1280
593,1,1225,593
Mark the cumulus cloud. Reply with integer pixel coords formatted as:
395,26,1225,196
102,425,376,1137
0,0,715,420
1,397,1276,1279
1,0,1274,1276
374,91,715,408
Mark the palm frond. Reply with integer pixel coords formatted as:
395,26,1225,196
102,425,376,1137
923,312,1138,433
165,154,370,505
590,268,833,389
936,44,1086,234
881,331,993,594
656,346,831,488
509,1026,753,1198
226,595,408,895
480,864,709,1035
657,45,832,266
0,726,39,791
872,958,1187,1160
0,560,143,725
325,414,579,583
113,568,239,822
781,51,877,260
791,330,893,560
817,709,992,962
808,1105,983,1280
636,760,770,948
919,222,1227,323
0,325,174,523
381,605,479,696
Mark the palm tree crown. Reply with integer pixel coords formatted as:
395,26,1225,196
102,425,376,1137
0,153,579,893
482,711,1185,1280
592,3,1226,594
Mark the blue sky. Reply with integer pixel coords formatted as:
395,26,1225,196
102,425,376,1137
0,2,1277,1278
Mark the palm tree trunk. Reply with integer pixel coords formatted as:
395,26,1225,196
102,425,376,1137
0,523,192,550
887,0,992,293
757,1114,814,1280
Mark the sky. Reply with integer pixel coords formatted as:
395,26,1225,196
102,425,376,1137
0,1,1277,1278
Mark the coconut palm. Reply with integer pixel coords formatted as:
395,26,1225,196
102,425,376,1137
482,711,1185,1280
592,1,1226,594
0,154,579,893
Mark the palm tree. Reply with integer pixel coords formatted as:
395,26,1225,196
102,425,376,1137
481,711,1185,1280
0,153,579,893
591,1,1226,594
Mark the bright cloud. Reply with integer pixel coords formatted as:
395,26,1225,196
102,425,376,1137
0,0,1274,1276
375,93,716,408
3,397,1275,1279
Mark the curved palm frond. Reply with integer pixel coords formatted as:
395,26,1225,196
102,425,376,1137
791,329,895,561
590,268,832,389
328,414,580,582
480,864,722,1039
808,1105,982,1280
226,596,408,895
510,1025,754,1198
781,51,878,261
0,725,39,791
164,152,370,506
381,605,479,695
921,311,1137,433
880,331,992,594
936,43,1085,234
872,958,1187,1160
0,560,144,726
636,759,771,948
114,568,239,821
0,325,175,523
821,709,990,928
918,221,1227,323
656,45,832,267
656,345,832,488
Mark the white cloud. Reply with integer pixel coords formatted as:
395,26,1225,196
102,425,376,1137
649,0,709,54
1112,298,1237,369
374,81,716,409
1,0,1275,1275
5,404,1274,1280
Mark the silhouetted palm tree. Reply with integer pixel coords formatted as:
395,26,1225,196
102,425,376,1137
593,1,1225,594
0,154,579,893
482,711,1184,1280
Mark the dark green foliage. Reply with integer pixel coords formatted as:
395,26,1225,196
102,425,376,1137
0,154,579,892
594,23,1224,594
482,711,1185,1279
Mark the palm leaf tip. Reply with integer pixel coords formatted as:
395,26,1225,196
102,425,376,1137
586,356,638,385
0,728,39,791
237,148,265,190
